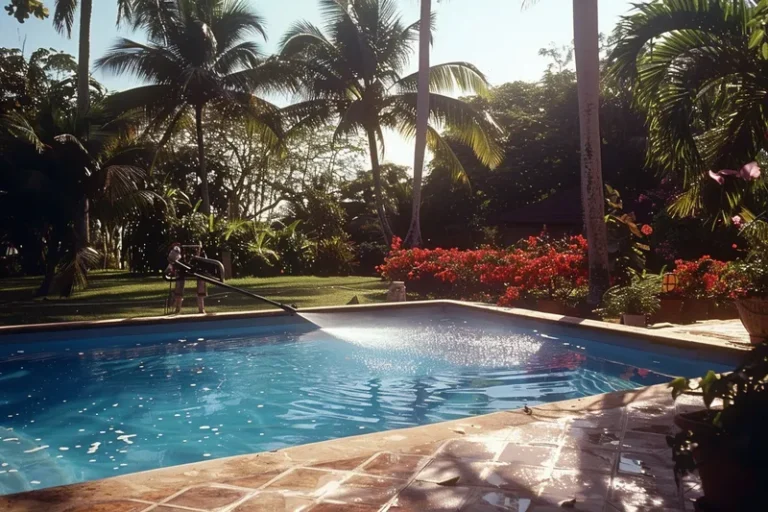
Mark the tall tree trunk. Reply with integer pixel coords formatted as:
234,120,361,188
404,0,431,248
76,0,91,123
195,104,211,215
36,228,61,297
76,0,93,246
573,0,610,305
366,128,394,246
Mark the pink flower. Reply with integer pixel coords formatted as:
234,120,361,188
709,162,761,185
641,224,653,236
708,170,725,185
732,215,743,227
739,161,761,181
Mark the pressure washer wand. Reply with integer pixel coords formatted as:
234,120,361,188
165,260,297,315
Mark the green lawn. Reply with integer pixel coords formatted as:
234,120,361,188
0,272,389,325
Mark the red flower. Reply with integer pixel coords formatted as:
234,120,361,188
377,233,589,305
641,224,653,236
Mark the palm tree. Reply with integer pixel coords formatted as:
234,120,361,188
403,0,433,248
279,0,502,245
0,100,154,296
52,0,134,121
609,0,766,226
97,0,294,215
51,0,135,247
524,0,610,304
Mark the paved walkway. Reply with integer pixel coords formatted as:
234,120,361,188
657,319,751,346
2,385,702,512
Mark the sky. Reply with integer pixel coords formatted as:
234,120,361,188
0,0,637,167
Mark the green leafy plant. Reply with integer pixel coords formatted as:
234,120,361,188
315,236,356,277
730,219,768,298
604,185,651,279
597,270,661,317
667,343,768,486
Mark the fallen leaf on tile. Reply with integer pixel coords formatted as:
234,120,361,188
436,476,460,487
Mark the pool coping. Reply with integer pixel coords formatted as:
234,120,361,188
1,384,684,512
0,299,750,355
0,301,740,510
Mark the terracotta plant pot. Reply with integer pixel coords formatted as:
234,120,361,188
536,299,567,316
710,300,739,321
681,298,713,324
735,298,768,344
536,300,583,317
621,313,646,327
650,298,684,324
674,412,760,511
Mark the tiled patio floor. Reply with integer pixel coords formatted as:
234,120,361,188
1,384,704,512
658,319,750,346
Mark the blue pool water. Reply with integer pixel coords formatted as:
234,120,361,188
0,307,732,494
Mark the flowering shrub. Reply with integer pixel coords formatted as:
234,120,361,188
668,256,745,300
378,234,588,306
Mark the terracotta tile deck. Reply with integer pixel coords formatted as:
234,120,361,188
658,319,750,346
0,384,704,512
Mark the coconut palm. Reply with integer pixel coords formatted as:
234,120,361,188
52,0,134,120
50,0,134,247
609,0,767,226
523,0,610,304
97,0,296,215
0,98,154,296
279,0,502,245
403,0,433,248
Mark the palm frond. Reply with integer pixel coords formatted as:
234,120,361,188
53,0,78,37
1,112,46,152
395,62,490,96
54,133,90,157
214,41,263,75
96,39,183,85
426,126,471,185
388,92,503,169
224,57,303,96
128,0,179,43
55,245,101,297
116,0,134,27
279,99,337,136
102,84,178,120
211,0,267,52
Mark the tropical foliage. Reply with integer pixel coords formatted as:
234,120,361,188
378,233,588,306
609,0,768,226
0,57,153,294
4,0,768,315
277,0,503,244
97,0,295,214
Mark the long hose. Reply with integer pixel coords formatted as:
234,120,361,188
164,261,297,315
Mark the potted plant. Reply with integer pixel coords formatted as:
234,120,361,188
597,270,661,327
666,256,734,323
729,250,768,344
668,343,768,511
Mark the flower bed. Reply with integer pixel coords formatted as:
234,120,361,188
652,256,745,323
378,234,588,307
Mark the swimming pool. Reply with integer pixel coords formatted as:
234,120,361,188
0,305,731,495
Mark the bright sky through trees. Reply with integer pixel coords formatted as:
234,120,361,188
0,0,635,166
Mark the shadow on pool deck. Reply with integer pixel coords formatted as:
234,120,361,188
0,384,703,512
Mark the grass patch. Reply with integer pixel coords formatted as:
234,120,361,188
0,271,388,325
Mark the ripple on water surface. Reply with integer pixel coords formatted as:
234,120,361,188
0,312,725,494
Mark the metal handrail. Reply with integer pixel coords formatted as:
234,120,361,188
164,260,297,315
